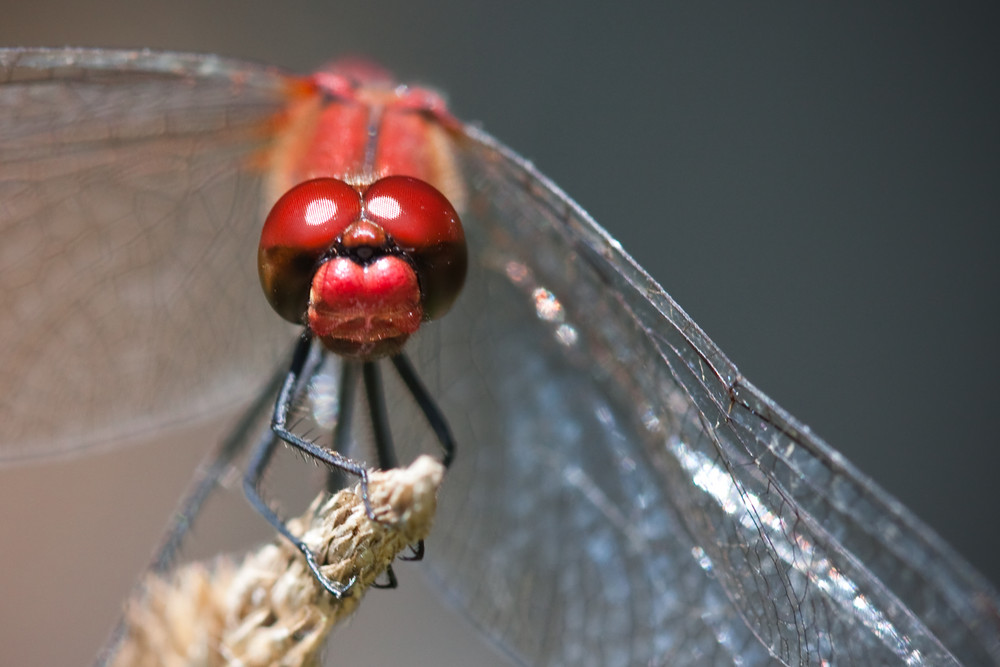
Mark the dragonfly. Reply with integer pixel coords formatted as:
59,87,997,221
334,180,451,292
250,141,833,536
1,48,998,666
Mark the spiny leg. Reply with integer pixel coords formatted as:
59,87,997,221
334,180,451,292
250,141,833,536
391,353,456,468
244,337,459,593
243,332,374,597
267,332,374,507
243,428,355,597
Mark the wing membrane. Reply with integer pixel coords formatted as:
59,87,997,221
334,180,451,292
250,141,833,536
6,47,997,666
394,127,1000,665
0,48,295,460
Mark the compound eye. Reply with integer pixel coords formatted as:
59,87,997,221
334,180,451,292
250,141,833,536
363,176,463,251
363,176,467,321
261,178,362,256
259,178,362,323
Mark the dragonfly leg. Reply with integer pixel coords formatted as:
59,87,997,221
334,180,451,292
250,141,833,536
360,364,424,559
385,353,457,561
267,332,375,509
399,539,425,562
243,332,378,597
246,336,456,595
390,353,456,468
371,564,399,589
243,427,356,598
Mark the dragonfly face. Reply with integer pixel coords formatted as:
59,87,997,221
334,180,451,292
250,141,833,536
258,175,466,358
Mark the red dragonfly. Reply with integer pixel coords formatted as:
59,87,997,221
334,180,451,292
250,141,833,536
1,48,998,665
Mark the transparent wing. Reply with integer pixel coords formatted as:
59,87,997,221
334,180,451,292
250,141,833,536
388,128,1000,665
18,47,996,665
0,48,296,461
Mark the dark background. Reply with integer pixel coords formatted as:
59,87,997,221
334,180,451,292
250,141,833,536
2,2,998,663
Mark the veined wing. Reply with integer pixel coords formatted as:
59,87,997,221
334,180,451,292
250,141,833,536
391,126,1000,666
8,47,998,666
0,48,296,461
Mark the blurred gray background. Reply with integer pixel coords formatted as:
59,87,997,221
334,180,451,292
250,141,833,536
2,2,998,664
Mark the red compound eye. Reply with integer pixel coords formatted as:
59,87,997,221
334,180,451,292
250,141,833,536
363,175,461,250
362,176,467,320
259,178,362,323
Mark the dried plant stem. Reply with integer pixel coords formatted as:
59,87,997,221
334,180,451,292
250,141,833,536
112,455,444,667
